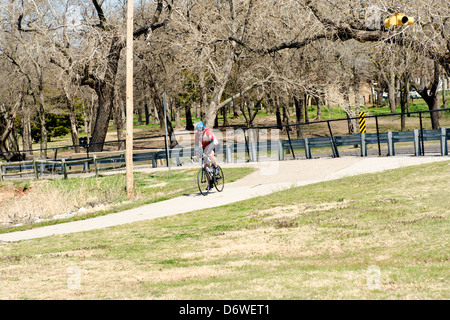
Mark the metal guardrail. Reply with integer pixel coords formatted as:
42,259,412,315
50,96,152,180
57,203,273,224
1,108,449,180
279,128,448,159
1,127,448,181
2,108,449,160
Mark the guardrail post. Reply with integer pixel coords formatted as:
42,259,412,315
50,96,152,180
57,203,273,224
419,112,425,155
61,159,68,179
226,144,233,163
304,138,311,159
249,141,257,162
277,140,284,160
93,155,98,176
375,116,381,156
0,163,3,181
441,127,448,156
387,131,395,156
413,129,421,156
360,133,367,157
151,153,157,168
33,159,39,179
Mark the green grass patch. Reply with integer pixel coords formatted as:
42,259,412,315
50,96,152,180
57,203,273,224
0,160,448,299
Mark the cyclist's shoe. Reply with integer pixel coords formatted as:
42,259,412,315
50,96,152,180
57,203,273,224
215,168,222,180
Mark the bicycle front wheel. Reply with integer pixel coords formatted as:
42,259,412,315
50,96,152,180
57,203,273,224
214,166,224,192
197,168,211,196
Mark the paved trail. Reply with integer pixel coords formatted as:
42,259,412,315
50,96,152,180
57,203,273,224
1,156,448,242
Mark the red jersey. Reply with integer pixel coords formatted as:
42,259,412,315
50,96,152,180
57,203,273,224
196,128,219,150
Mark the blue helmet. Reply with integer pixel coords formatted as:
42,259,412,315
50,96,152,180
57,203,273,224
195,121,205,131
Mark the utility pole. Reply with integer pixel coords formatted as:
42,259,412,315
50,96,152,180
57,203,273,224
126,0,134,198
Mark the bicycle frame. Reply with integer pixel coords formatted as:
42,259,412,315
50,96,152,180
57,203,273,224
196,153,224,195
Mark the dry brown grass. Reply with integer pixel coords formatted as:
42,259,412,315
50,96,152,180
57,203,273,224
0,161,448,300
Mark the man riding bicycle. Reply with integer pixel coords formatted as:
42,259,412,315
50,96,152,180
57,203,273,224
194,121,220,176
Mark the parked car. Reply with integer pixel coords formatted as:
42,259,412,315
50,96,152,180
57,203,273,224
410,89,420,99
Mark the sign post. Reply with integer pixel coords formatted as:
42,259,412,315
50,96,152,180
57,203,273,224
359,112,367,133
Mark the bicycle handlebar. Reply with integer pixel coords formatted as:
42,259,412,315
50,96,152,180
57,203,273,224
191,153,211,165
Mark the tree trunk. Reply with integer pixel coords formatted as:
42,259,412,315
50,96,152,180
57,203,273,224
175,106,181,128
316,100,322,121
86,36,124,152
0,97,22,161
294,96,304,138
222,106,229,126
204,43,237,128
276,107,282,129
154,104,159,122
185,105,194,130
388,68,396,113
68,103,80,153
345,107,355,135
114,94,125,150
416,61,441,129
304,94,310,123
395,76,401,107
442,71,447,111
344,91,354,135
400,83,407,131
89,88,113,152
144,103,150,125
137,103,143,123
376,86,383,107
21,102,33,156
36,92,48,159
282,106,290,130
233,101,239,118
405,74,411,115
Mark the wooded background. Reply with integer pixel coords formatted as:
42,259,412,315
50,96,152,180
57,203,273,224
1,0,449,160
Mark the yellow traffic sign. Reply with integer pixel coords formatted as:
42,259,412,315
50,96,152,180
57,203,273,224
359,112,367,133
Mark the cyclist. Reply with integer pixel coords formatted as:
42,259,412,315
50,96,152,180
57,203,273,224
194,121,220,176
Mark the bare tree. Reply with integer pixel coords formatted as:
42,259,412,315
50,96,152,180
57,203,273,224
14,0,173,152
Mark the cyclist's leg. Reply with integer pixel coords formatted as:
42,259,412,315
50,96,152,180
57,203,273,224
208,148,218,169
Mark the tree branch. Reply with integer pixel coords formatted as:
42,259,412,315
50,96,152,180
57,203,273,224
92,0,107,29
133,0,172,39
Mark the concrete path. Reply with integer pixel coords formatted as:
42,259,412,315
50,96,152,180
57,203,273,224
1,156,448,242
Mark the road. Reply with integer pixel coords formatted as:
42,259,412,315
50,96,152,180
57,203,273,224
0,155,448,242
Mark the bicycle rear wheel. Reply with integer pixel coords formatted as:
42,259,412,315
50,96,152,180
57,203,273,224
197,168,211,196
214,166,224,192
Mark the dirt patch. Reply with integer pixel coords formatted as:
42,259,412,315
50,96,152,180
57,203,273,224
0,185,32,202
249,201,353,222
0,188,15,203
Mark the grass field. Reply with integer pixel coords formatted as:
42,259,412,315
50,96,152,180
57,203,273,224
0,160,448,299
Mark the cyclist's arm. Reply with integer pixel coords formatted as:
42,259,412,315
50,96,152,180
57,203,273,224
203,139,215,156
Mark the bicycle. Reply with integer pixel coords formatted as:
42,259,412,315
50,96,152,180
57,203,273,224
195,153,224,196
